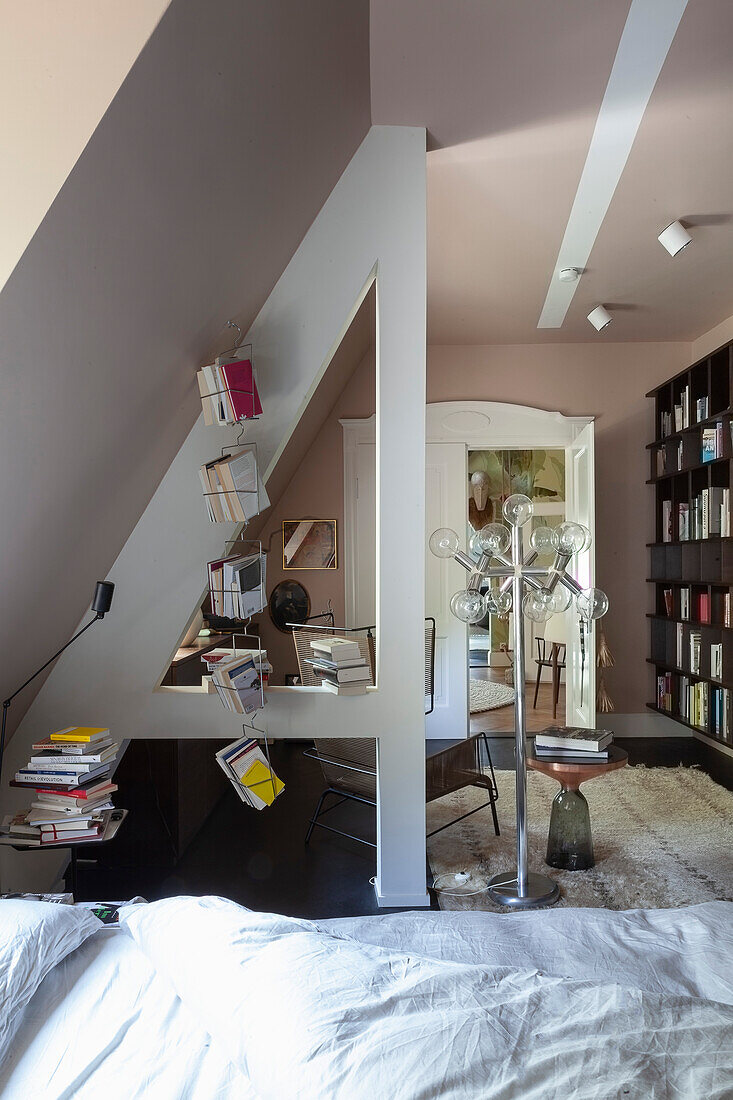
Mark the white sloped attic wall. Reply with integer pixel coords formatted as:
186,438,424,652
4,126,429,909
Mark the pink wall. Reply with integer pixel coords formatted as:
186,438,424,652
258,349,375,681
427,342,690,713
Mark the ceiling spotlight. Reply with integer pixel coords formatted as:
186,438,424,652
658,220,691,257
558,267,580,283
587,305,613,331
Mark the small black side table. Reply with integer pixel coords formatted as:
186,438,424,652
10,809,128,897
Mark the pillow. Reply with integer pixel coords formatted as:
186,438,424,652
0,900,101,1054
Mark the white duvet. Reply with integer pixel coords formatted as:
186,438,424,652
119,896,733,1100
2,895,733,1099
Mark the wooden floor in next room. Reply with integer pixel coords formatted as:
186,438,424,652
79,733,733,920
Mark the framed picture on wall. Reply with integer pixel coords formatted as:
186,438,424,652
282,520,337,570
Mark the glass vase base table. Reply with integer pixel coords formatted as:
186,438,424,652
527,744,628,871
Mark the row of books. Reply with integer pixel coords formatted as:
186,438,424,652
197,357,262,426
199,445,269,524
681,629,723,679
210,651,267,714
533,726,614,762
306,635,372,695
662,487,730,542
207,550,266,620
660,389,708,438
0,727,122,847
662,586,731,626
657,672,733,742
214,735,284,810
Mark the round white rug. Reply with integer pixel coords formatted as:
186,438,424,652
428,765,733,911
469,678,514,713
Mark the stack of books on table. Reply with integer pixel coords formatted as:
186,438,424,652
199,445,269,523
533,726,614,762
214,735,284,810
1,727,124,847
306,636,372,695
211,653,266,714
197,357,262,426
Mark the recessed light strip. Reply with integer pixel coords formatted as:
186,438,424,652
537,0,689,329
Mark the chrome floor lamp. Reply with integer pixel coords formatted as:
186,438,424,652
429,494,608,908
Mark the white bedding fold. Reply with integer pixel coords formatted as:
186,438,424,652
119,896,733,1100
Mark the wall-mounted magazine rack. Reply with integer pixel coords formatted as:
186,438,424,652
207,628,268,715
207,538,267,622
214,718,283,810
198,322,262,427
199,440,267,525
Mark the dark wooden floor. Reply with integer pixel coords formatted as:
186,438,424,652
78,734,733,918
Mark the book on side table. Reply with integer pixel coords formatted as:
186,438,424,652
533,725,614,760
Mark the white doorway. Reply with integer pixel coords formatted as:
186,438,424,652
342,402,596,740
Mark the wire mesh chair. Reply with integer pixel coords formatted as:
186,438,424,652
298,619,499,847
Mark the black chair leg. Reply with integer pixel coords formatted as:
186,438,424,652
305,790,330,845
533,665,541,708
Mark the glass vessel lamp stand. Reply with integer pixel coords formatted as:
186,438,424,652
429,498,608,909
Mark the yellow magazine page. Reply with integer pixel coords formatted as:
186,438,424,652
241,759,284,806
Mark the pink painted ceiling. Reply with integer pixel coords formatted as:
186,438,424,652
371,0,733,343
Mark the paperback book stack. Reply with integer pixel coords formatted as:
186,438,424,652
199,445,270,524
533,725,614,762
204,648,272,692
197,357,262,426
306,636,372,695
214,735,284,810
1,727,123,848
211,653,266,714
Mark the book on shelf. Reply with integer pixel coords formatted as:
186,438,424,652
678,502,689,541
709,486,723,536
534,726,613,753
723,488,731,537
321,679,368,696
657,672,673,712
207,550,267,619
711,686,732,743
663,588,673,616
660,410,672,438
686,679,709,730
310,637,363,663
698,593,711,624
11,780,118,803
676,622,683,668
29,743,118,764
211,653,265,714
711,643,723,681
655,446,666,476
197,358,262,426
680,587,690,620
701,427,717,462
214,736,284,810
662,500,672,542
683,386,690,428
677,439,683,470
689,630,701,675
673,403,683,431
312,663,371,685
725,592,732,628
696,395,709,423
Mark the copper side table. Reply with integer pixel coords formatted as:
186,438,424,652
527,744,628,870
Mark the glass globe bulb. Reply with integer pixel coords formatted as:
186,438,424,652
529,525,559,554
494,590,513,615
555,521,588,555
450,589,487,624
477,522,511,556
548,585,572,614
429,527,459,559
522,589,554,623
576,587,609,620
503,494,534,528
468,532,484,560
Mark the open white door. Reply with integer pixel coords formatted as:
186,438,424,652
564,420,596,729
425,442,468,739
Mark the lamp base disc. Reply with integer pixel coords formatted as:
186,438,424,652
487,870,560,909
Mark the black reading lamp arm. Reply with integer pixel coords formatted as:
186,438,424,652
0,581,114,786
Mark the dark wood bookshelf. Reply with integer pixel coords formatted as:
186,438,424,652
648,339,733,750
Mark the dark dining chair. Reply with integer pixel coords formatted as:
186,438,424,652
533,636,566,719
